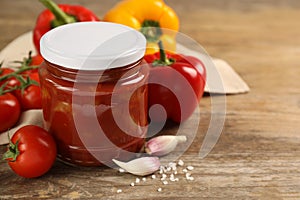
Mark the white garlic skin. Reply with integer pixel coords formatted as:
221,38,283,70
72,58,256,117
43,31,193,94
145,135,187,156
112,157,160,176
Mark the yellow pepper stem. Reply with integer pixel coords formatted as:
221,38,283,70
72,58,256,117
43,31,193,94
141,20,162,42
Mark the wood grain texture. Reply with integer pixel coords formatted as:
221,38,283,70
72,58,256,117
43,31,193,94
0,0,300,199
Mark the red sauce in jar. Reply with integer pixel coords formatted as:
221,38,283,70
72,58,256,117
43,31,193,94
39,22,148,166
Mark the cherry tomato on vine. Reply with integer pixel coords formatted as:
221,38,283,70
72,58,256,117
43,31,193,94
14,84,42,110
2,125,57,178
29,72,40,83
30,54,44,66
0,68,19,89
21,71,40,83
21,54,44,75
0,93,21,132
0,67,13,84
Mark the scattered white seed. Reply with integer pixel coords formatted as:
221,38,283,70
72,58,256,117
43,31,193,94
185,173,194,181
178,160,184,166
170,174,176,182
160,166,167,173
163,180,168,185
135,178,140,183
161,174,167,180
117,189,122,193
168,162,176,167
169,162,177,171
119,168,126,173
116,159,195,192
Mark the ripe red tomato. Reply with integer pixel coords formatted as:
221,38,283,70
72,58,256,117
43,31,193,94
22,54,44,75
145,52,206,123
21,71,40,83
28,72,40,83
3,125,57,178
0,68,19,89
0,93,21,132
30,54,44,66
14,84,42,110
0,67,14,80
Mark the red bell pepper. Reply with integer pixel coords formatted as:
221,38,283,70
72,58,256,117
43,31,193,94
33,0,100,54
144,41,206,123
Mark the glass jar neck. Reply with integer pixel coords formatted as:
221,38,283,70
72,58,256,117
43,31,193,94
44,59,143,83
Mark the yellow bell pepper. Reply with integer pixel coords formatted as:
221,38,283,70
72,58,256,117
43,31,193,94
103,0,179,54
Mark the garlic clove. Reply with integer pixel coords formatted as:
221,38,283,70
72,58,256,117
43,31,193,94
112,157,160,176
145,135,187,156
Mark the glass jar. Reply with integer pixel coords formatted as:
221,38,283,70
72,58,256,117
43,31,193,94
39,22,149,166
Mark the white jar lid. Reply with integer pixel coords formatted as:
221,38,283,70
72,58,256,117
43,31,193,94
40,22,146,70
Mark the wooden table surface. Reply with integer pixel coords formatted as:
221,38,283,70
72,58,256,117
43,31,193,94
1,0,300,199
